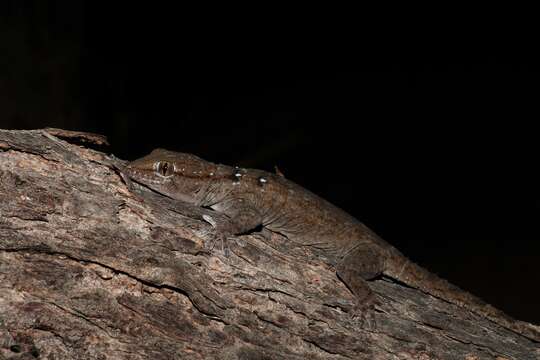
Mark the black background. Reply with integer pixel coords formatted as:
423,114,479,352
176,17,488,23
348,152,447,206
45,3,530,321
1,3,538,323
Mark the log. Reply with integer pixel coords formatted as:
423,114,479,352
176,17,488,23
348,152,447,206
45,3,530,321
0,129,538,359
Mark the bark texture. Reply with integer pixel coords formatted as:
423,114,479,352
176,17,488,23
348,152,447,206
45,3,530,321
0,129,538,359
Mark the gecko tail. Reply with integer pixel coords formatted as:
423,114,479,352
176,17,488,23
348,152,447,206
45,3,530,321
383,251,540,341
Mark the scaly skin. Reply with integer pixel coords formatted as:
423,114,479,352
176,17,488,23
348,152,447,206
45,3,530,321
124,148,539,341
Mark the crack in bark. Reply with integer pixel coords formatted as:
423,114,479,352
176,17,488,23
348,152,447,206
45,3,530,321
249,311,353,359
116,301,224,349
440,331,510,358
36,298,113,337
2,214,50,223
321,302,349,314
301,338,353,359
253,311,286,329
0,138,60,164
240,286,298,299
0,247,229,326
34,327,69,348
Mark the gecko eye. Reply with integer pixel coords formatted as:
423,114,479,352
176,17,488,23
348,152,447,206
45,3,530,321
155,161,174,177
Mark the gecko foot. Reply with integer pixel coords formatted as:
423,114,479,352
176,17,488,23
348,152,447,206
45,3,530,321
201,214,233,257
202,233,232,258
350,296,379,331
221,235,231,257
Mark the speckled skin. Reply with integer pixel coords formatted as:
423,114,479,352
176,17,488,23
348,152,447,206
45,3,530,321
124,149,537,339
125,149,387,261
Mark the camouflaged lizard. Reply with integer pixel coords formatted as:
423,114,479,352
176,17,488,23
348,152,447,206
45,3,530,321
124,148,539,341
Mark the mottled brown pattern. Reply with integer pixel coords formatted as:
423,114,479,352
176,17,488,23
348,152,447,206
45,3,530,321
126,149,540,342
1,130,538,359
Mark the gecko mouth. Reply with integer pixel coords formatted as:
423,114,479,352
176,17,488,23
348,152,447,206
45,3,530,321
124,166,164,184
130,178,177,200
121,167,176,200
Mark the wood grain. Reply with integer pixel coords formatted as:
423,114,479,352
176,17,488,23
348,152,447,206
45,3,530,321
0,129,537,359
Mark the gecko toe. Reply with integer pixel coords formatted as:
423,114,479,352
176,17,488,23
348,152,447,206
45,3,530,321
222,237,231,257
349,295,379,331
207,233,232,258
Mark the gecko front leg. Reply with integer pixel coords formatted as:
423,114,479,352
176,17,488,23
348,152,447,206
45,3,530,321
204,200,263,256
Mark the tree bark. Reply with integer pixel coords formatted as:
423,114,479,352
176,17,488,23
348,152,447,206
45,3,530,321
0,129,538,359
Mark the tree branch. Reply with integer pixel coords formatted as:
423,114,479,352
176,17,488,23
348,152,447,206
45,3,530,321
0,129,537,359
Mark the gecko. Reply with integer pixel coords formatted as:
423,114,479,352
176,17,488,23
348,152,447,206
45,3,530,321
124,148,539,341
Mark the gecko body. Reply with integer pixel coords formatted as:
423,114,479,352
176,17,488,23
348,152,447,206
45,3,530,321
124,149,538,341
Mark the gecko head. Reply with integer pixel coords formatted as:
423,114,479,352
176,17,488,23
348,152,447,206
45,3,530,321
125,148,218,204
